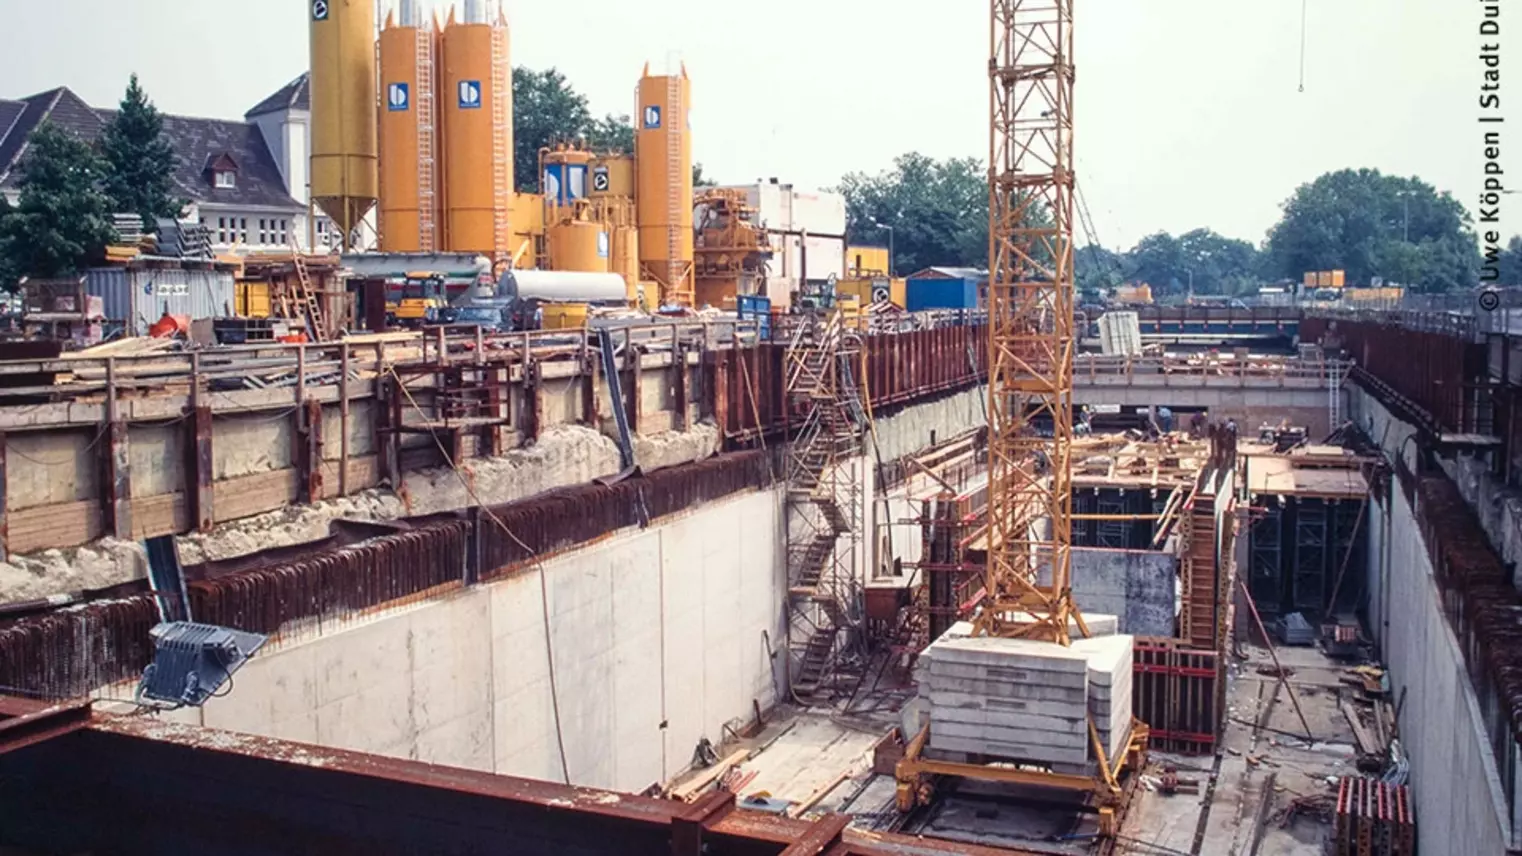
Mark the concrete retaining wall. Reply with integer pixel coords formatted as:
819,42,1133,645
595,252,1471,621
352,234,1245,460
162,487,787,794
1350,386,1518,855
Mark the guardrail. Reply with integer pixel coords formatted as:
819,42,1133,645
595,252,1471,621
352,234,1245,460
1074,353,1347,383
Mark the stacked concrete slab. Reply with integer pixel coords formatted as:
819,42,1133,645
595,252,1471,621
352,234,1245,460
914,619,1134,772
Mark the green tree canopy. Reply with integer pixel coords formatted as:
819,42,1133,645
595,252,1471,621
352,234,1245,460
1495,235,1522,286
1264,168,1478,292
837,153,988,277
0,122,116,282
99,74,180,231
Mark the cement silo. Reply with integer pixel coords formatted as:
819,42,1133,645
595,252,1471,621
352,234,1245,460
310,0,379,249
440,1,512,260
635,65,694,307
377,0,438,252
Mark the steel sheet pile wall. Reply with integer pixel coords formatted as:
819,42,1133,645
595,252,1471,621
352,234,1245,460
0,596,159,700
1412,466,1522,774
1304,317,1483,435
709,324,988,440
0,452,774,701
190,522,470,635
477,450,772,576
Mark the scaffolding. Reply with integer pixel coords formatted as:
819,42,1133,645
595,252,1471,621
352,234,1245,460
784,311,865,701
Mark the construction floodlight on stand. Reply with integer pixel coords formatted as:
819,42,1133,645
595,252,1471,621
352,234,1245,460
135,622,267,710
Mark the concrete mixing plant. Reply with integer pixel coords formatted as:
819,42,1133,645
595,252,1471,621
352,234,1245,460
635,65,694,308
309,0,379,250
439,1,512,259
376,0,439,253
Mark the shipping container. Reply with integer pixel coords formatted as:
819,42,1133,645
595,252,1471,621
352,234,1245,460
1331,269,1346,287
790,190,846,236
86,265,237,336
906,276,978,311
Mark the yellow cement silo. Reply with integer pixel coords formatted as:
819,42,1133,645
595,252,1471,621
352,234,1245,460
310,0,379,249
635,65,694,307
377,1,438,253
440,2,512,258
548,212,611,274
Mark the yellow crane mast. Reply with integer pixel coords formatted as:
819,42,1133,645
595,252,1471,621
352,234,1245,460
976,0,1085,643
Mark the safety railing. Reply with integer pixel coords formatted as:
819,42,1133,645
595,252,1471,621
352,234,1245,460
1074,353,1350,383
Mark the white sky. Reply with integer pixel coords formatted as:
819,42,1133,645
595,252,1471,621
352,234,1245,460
0,0,1514,248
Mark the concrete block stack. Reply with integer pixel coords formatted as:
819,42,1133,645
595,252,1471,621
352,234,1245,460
913,619,1134,773
1072,633,1134,768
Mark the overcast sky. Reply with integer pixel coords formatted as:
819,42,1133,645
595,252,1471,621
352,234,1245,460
0,0,1512,248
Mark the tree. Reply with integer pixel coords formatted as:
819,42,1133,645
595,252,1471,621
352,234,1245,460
0,196,19,292
512,67,642,191
0,123,116,280
1076,244,1129,295
837,153,989,276
99,74,180,231
585,112,634,154
693,163,715,188
1497,235,1522,286
1264,168,1478,292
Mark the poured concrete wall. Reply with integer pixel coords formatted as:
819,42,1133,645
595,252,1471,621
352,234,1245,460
171,487,787,794
1349,386,1518,854
1068,548,1177,637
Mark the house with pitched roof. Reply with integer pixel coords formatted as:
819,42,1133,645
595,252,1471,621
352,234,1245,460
0,74,353,252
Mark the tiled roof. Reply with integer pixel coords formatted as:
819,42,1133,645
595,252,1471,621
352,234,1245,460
0,88,106,189
0,85,300,211
245,73,310,118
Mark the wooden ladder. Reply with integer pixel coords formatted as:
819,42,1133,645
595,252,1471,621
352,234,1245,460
291,252,328,341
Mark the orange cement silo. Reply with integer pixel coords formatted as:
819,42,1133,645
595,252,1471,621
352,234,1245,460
635,65,694,307
377,0,439,252
440,1,512,259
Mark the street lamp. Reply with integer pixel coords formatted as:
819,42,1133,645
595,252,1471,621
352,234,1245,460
868,219,895,277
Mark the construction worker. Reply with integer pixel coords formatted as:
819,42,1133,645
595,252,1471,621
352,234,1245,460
1189,411,1207,439
1076,405,1093,436
1157,406,1175,434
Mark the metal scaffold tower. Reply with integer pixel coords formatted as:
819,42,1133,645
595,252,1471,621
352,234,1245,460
784,311,866,701
977,0,1082,643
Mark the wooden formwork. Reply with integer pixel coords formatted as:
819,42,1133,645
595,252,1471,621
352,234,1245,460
1132,638,1222,754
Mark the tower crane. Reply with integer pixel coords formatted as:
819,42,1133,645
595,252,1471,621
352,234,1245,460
977,0,1084,644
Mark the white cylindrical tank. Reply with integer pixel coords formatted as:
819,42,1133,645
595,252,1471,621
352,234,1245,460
498,269,628,305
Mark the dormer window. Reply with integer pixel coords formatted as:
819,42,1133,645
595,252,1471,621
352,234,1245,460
204,152,240,191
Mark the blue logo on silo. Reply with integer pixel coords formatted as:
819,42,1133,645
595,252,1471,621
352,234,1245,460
643,105,661,129
387,83,409,112
458,80,482,109
597,232,610,259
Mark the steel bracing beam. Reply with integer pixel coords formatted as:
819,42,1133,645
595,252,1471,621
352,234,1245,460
979,0,1081,642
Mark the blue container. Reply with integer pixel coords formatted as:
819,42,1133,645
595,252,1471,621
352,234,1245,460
906,277,978,311
737,293,771,340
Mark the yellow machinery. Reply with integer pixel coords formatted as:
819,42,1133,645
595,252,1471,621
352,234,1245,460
387,272,447,326
510,191,545,268
836,275,905,309
377,1,439,253
693,188,772,309
309,0,378,249
440,3,512,261
589,153,640,300
635,65,694,307
846,245,890,278
537,302,591,330
893,0,1146,837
